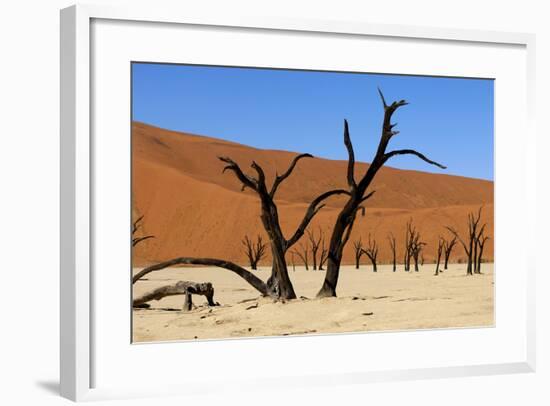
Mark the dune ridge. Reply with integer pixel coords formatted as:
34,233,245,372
132,122,494,267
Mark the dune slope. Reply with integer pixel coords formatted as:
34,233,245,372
132,122,494,266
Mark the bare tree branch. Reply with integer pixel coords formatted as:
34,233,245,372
132,257,269,296
384,149,447,169
218,156,257,191
132,235,155,247
269,153,313,197
132,215,144,235
343,119,357,190
285,189,350,248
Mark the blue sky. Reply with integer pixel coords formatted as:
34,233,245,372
132,63,494,181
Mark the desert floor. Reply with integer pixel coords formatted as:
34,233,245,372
132,263,494,343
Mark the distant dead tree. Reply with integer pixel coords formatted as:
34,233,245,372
133,153,349,300
475,228,490,274
293,243,310,271
403,219,413,271
319,241,328,271
353,237,365,269
362,234,379,272
446,207,485,276
410,239,426,272
406,220,425,272
442,235,457,270
388,233,397,272
241,235,267,270
307,228,323,270
404,219,425,271
132,215,154,247
434,237,444,276
317,90,445,297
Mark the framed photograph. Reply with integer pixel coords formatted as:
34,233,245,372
60,4,536,402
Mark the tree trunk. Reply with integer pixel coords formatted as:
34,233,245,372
317,203,356,297
369,258,377,272
473,238,479,274
133,280,218,309
477,242,486,274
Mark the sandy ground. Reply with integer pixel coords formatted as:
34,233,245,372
132,263,494,343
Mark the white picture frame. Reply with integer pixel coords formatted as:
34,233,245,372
60,3,536,402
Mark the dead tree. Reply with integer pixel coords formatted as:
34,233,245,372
442,235,457,270
317,90,445,297
362,234,379,272
132,215,154,247
293,243,310,270
475,229,489,274
319,241,328,271
388,233,397,272
410,235,426,272
133,281,218,311
218,155,349,299
241,235,267,270
353,237,365,269
434,237,444,276
307,228,323,270
403,219,413,271
446,207,484,276
405,219,424,272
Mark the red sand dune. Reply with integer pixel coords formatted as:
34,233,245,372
132,122,494,267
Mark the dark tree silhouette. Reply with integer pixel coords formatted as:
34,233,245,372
403,219,413,271
132,215,154,247
293,243,310,271
475,228,489,274
218,154,349,299
319,241,328,271
241,235,267,270
434,237,444,276
446,207,484,276
307,228,323,270
353,237,365,270
410,234,426,272
404,219,424,272
362,234,379,272
388,233,397,272
442,235,457,270
317,90,445,297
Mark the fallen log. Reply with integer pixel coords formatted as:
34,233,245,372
133,281,218,311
